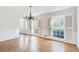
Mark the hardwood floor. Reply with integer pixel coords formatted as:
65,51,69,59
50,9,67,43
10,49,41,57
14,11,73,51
0,35,78,52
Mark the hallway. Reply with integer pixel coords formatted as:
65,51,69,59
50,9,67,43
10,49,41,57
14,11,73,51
0,35,78,52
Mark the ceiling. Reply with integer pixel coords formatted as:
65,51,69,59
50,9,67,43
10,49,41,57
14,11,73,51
0,6,72,17
28,6,72,16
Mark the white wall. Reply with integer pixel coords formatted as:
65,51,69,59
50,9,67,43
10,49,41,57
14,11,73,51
37,7,77,44
0,10,18,41
77,7,79,48
0,6,26,42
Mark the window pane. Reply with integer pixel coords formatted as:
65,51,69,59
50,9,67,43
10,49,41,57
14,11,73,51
53,16,64,39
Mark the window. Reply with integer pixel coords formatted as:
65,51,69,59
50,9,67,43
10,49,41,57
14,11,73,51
52,16,64,39
31,19,39,34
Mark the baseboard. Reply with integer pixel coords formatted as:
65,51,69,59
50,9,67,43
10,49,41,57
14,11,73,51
77,43,79,49
36,35,76,45
0,31,19,42
20,33,76,45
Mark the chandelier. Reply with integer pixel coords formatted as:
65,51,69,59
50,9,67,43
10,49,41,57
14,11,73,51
23,6,35,20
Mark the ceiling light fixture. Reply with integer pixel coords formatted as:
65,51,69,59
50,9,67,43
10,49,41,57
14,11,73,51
23,6,35,20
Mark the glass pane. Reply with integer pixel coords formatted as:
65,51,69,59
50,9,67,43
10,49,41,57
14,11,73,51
20,18,28,34
31,19,39,34
53,16,64,39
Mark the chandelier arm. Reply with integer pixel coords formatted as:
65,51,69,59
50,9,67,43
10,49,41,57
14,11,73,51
23,6,35,20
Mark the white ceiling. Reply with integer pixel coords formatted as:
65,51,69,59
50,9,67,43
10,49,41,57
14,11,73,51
0,6,72,17
29,6,72,16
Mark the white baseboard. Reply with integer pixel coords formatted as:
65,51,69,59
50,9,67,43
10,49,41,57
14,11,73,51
0,31,19,42
76,42,79,49
22,33,76,45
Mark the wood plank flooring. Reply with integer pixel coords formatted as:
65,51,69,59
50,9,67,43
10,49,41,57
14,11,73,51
0,35,78,52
